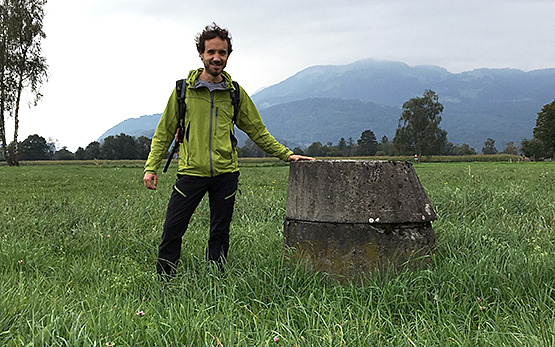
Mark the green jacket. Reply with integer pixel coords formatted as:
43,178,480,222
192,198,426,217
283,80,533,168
144,69,293,176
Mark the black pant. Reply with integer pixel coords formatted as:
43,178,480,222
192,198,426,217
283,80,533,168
157,171,239,276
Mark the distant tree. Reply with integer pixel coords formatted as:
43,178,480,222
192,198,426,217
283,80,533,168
337,137,348,156
325,141,342,157
393,90,447,156
502,141,518,155
481,138,498,155
136,136,151,160
100,133,139,159
453,143,476,156
117,133,138,159
100,135,116,159
19,133,51,160
533,98,555,158
237,138,268,158
305,141,326,157
520,138,547,161
347,137,356,156
84,141,101,160
378,135,394,156
75,146,86,160
54,146,75,160
443,142,454,155
357,129,378,156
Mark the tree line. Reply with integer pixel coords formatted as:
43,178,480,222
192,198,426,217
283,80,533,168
1,133,153,161
2,90,554,162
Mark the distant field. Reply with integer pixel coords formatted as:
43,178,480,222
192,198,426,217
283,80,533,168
1,161,554,346
0,153,524,168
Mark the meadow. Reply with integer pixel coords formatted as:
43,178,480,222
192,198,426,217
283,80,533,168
1,160,554,346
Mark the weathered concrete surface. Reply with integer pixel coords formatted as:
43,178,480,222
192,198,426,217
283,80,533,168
283,160,436,281
285,160,436,224
284,219,435,280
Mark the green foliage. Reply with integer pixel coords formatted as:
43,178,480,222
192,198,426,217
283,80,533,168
519,98,555,160
237,138,269,158
298,131,386,158
53,146,75,160
1,162,555,345
393,90,448,156
533,98,555,158
101,133,140,160
18,133,52,160
304,141,326,157
502,141,519,155
83,141,101,160
356,129,378,156
520,138,548,161
8,133,153,162
0,0,48,165
443,142,477,156
481,138,498,155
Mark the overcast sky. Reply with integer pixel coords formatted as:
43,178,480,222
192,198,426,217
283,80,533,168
10,0,555,151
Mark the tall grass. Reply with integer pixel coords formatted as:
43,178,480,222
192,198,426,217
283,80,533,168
1,161,554,346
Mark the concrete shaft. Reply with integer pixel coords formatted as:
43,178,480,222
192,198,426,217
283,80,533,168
285,160,436,224
284,160,436,280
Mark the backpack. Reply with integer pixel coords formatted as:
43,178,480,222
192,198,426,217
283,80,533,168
163,79,241,173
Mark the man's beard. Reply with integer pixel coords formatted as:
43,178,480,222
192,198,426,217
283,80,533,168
204,59,226,77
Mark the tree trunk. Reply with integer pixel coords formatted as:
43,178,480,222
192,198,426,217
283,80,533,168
0,71,8,162
10,72,23,166
0,109,6,162
0,34,7,162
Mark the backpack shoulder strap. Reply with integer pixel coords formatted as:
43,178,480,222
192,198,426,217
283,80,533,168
175,79,187,138
176,79,187,111
162,79,187,173
230,81,240,124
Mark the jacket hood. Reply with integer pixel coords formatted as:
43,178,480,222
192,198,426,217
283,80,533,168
186,69,234,89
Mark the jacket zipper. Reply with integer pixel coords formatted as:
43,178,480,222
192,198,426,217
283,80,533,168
209,93,214,177
185,122,190,165
215,107,219,136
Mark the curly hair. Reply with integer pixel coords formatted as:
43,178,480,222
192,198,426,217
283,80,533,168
195,23,233,55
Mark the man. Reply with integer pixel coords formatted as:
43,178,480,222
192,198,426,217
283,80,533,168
143,23,313,277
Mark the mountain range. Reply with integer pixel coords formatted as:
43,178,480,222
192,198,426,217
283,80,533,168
98,59,555,151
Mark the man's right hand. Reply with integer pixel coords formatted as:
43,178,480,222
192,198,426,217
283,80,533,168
144,172,158,190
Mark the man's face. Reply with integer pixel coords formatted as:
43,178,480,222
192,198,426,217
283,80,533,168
200,37,229,78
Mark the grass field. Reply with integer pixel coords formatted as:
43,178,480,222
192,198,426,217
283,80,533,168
1,160,554,346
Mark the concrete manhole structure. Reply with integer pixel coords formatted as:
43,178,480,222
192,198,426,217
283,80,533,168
283,160,436,281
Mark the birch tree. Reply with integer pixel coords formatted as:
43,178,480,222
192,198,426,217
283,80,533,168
0,0,47,165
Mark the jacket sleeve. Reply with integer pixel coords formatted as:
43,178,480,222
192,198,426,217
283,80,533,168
144,89,180,174
234,86,293,161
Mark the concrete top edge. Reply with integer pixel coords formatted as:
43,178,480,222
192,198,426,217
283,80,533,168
293,159,407,163
291,159,410,164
